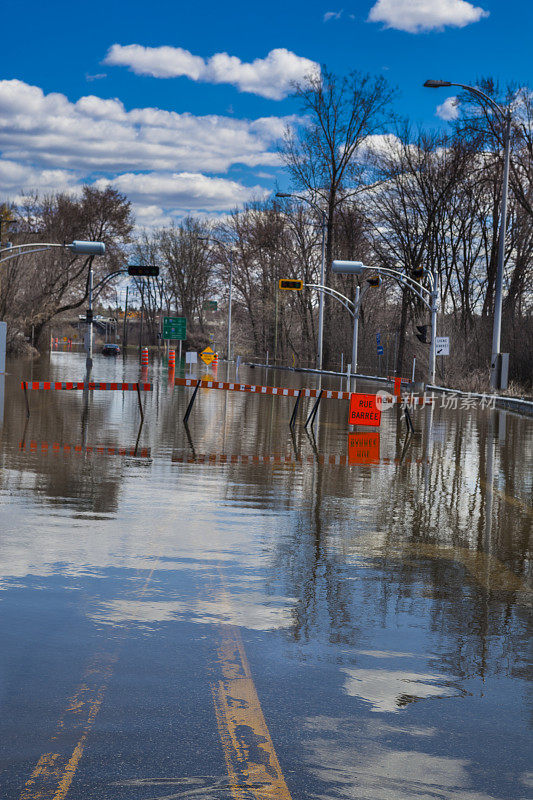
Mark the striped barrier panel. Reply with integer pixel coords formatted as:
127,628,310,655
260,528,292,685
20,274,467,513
21,381,152,391
19,440,151,458
174,377,431,405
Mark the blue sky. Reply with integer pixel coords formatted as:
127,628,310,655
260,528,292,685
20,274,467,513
1,0,531,228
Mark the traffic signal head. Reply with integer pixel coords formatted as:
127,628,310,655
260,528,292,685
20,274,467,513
366,275,382,287
128,265,160,277
279,279,303,290
415,324,429,343
412,267,425,281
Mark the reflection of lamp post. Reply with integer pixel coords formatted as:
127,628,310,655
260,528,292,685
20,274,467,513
424,79,511,390
276,192,327,371
332,260,438,385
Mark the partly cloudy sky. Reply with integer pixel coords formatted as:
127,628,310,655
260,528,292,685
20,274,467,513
0,0,530,228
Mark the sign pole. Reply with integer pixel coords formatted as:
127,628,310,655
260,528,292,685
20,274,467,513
350,285,360,379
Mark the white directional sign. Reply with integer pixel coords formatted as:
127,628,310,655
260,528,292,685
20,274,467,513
435,336,450,356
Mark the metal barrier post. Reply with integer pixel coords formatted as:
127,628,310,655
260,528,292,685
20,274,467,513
305,389,323,430
289,390,301,429
403,404,414,434
22,381,30,418
183,379,201,424
136,383,145,423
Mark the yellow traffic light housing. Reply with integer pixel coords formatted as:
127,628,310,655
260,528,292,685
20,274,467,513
279,279,303,290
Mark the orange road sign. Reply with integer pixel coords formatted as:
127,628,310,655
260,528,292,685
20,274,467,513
349,393,382,427
200,346,215,365
348,432,380,464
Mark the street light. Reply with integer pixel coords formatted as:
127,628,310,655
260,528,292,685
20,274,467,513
303,277,380,379
0,239,105,263
424,78,511,390
276,191,327,371
0,240,106,369
333,260,439,385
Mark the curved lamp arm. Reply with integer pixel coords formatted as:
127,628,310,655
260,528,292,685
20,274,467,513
305,283,355,317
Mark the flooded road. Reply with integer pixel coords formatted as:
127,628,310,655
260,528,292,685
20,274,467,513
0,351,531,800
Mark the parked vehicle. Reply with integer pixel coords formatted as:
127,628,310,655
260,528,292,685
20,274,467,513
102,343,121,356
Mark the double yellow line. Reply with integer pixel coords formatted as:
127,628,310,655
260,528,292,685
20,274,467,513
18,565,293,800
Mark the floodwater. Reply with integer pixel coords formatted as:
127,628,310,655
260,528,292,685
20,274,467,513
0,350,531,800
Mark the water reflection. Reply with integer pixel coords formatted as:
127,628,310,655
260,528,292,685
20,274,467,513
0,353,531,800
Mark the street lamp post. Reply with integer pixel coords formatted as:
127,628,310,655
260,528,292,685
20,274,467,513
0,240,105,368
276,193,327,371
227,252,234,362
424,79,511,389
351,285,361,375
305,280,376,379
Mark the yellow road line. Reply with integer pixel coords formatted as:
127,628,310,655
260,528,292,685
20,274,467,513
19,653,116,800
19,566,156,800
210,584,293,800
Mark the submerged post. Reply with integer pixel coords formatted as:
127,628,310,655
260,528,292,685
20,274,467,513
136,383,145,423
183,379,201,424
22,381,30,418
305,389,323,431
289,390,301,429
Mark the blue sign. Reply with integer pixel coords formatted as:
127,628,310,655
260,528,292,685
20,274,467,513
377,346,384,356
376,333,381,344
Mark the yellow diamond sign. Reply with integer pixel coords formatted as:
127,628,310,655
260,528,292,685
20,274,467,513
200,346,215,365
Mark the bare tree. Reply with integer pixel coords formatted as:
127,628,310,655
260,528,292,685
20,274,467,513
280,67,395,365
4,187,133,349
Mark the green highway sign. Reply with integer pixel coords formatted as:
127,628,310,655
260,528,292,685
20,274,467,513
162,316,186,340
203,300,218,311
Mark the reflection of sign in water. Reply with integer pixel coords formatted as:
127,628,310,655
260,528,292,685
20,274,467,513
348,432,380,464
435,336,449,356
200,346,215,365
349,393,382,427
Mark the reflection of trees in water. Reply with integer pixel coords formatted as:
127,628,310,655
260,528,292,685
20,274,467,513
1,374,126,515
373,407,531,582
213,395,531,683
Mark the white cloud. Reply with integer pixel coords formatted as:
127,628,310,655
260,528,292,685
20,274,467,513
104,45,319,100
436,96,460,121
94,171,268,211
367,0,489,33
0,80,293,175
324,10,343,21
0,159,79,196
0,79,287,221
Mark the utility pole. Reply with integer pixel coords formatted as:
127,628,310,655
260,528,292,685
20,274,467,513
85,264,94,370
428,272,438,386
490,111,511,389
122,285,129,349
